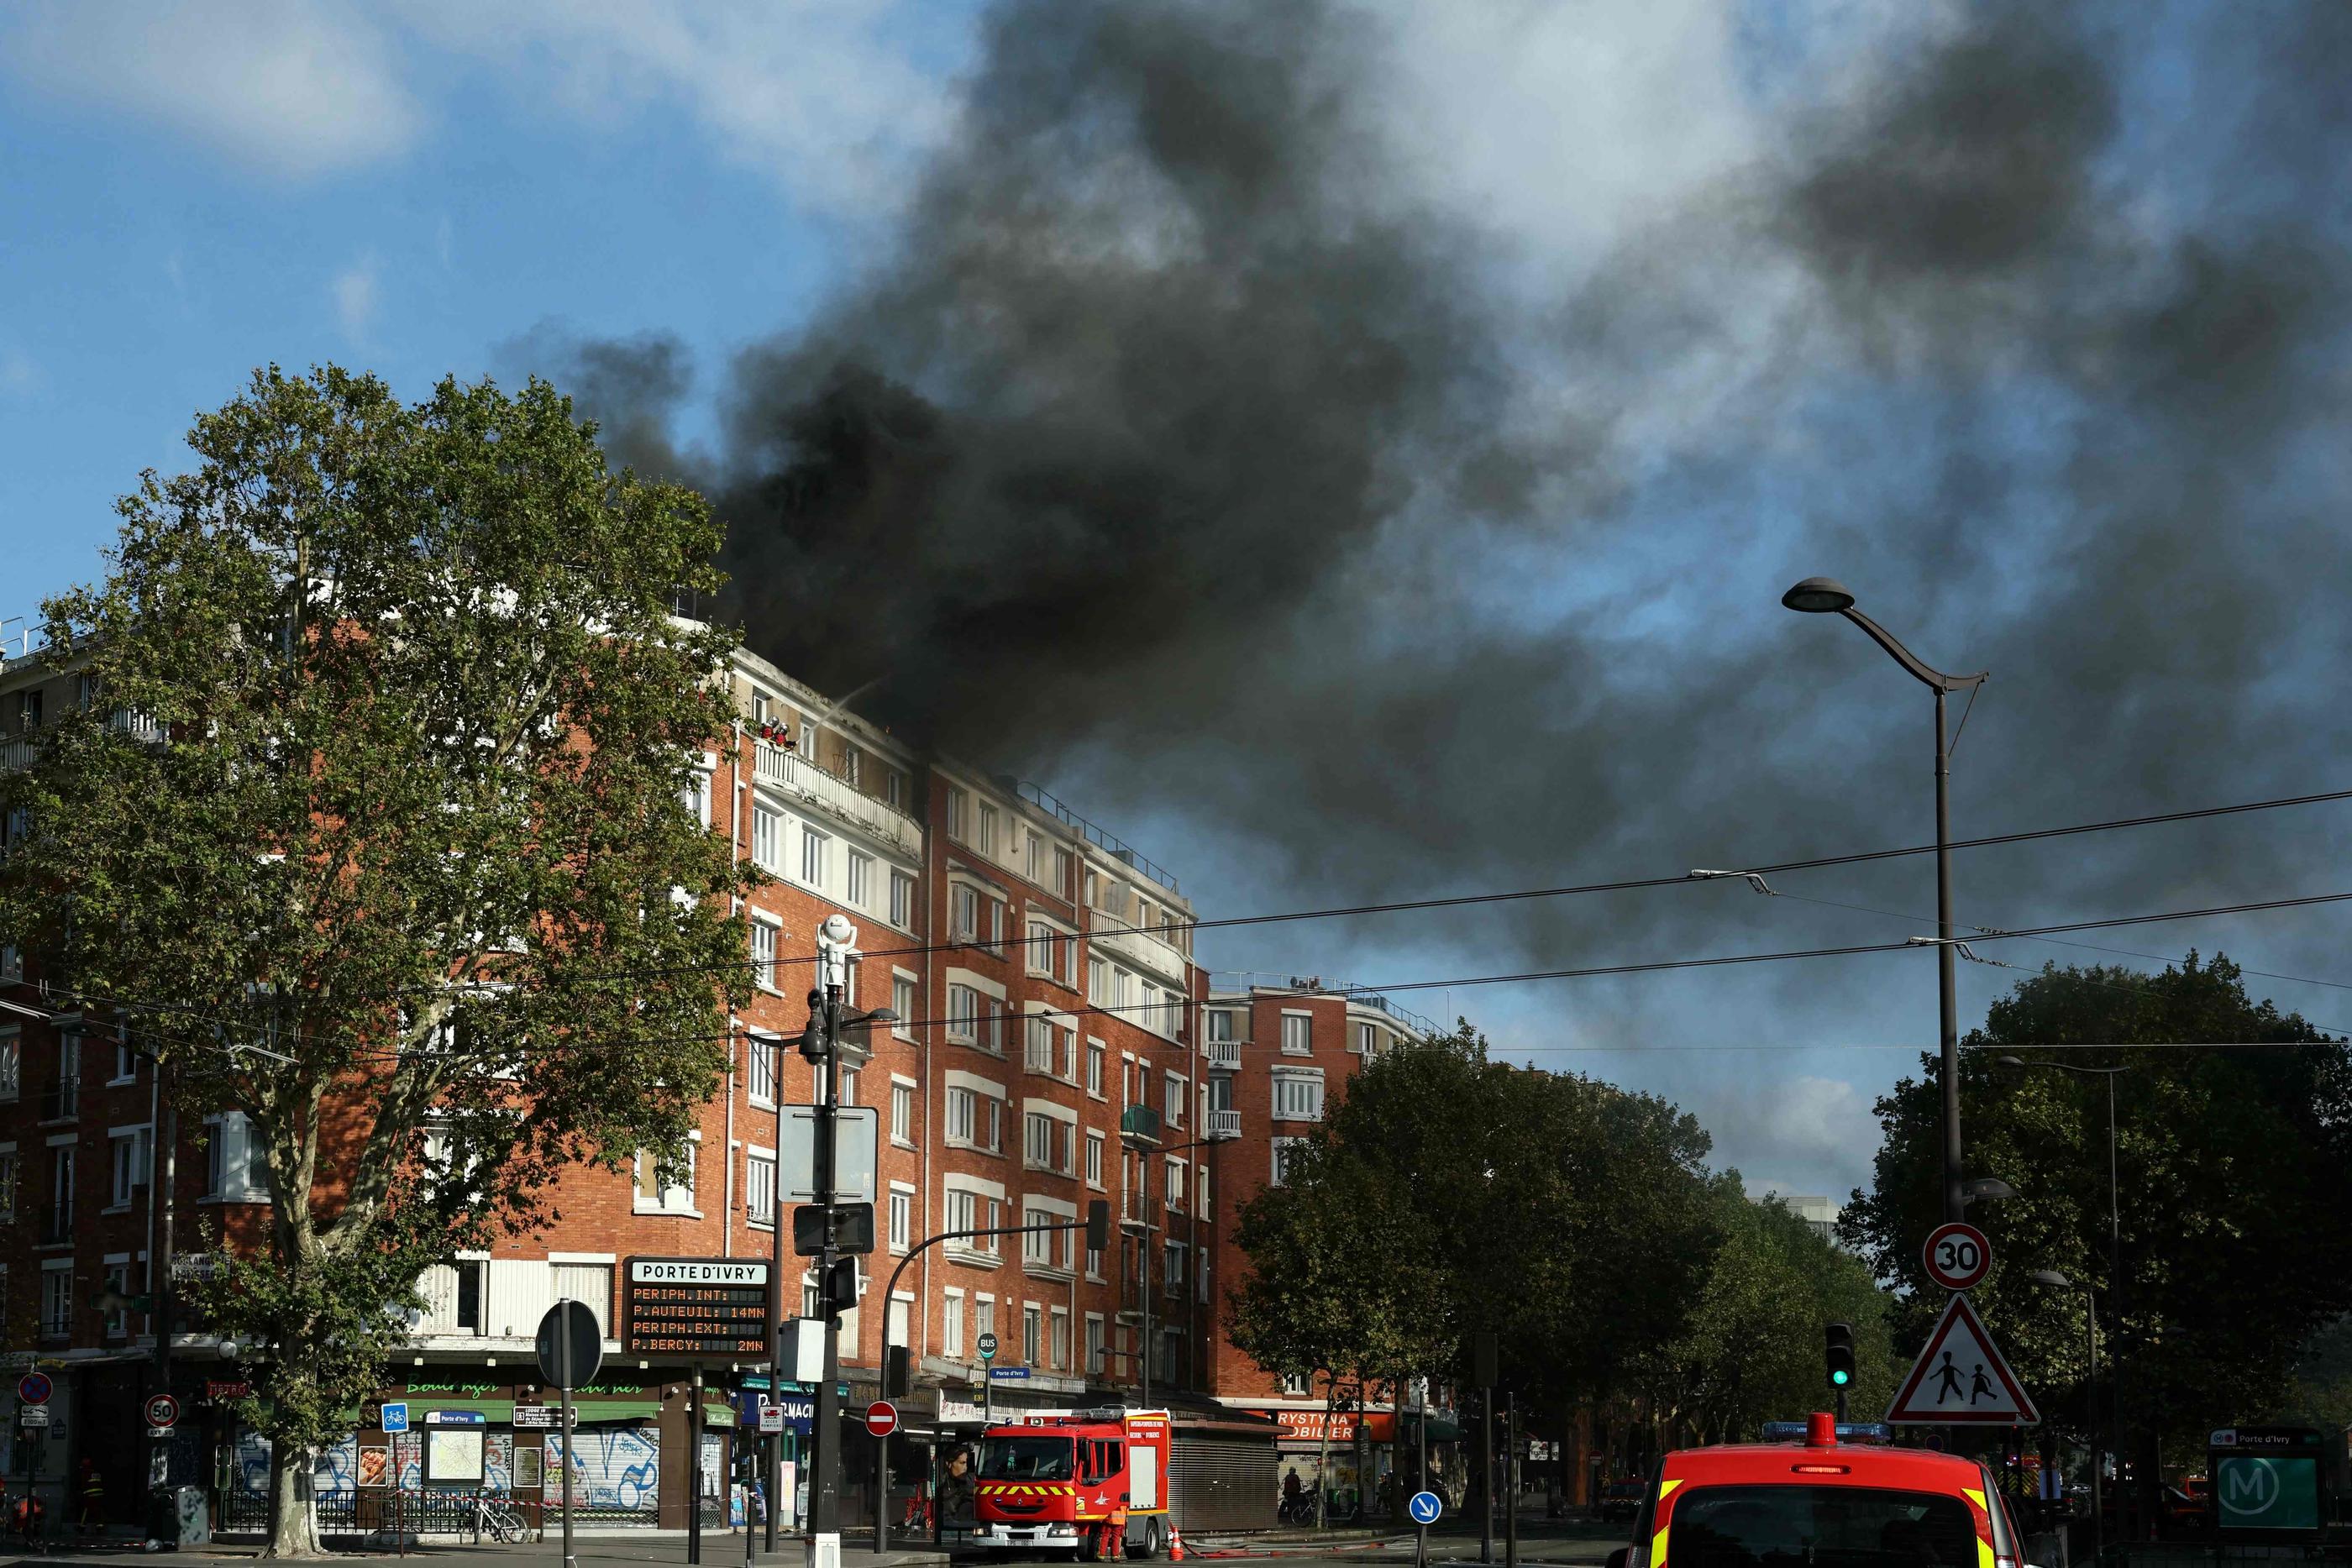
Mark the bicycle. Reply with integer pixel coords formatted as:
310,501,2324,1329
476,1492,533,1543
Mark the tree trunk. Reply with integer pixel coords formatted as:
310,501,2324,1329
266,1445,323,1558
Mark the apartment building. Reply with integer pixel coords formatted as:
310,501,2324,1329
1196,978,1440,1495
0,630,1236,1533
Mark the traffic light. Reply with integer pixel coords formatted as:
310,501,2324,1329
1824,1322,1856,1392
1085,1199,1110,1253
885,1345,911,1398
822,1256,859,1316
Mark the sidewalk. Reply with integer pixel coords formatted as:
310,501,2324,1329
0,1537,948,1568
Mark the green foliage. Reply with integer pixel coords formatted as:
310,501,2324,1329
0,366,759,1538
1632,1178,1896,1443
1839,956,2352,1460
1228,1020,1748,1424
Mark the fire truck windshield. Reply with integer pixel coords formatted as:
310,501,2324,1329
979,1435,1075,1482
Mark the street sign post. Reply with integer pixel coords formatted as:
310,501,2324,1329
144,1393,180,1430
1410,1488,1442,1568
1922,1222,1992,1292
865,1402,898,1438
18,1372,52,1407
1886,1294,2039,1424
381,1402,410,1434
537,1298,604,1568
977,1332,997,1361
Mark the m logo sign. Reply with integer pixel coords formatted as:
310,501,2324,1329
2223,1462,2280,1515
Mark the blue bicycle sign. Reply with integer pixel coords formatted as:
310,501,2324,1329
1409,1491,1443,1526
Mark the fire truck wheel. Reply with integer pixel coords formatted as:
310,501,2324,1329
1080,1524,1101,1562
1141,1516,1168,1560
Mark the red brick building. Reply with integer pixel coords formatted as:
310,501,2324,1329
0,634,1263,1534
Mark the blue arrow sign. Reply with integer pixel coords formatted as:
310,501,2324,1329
1409,1491,1443,1526
988,1367,1032,1381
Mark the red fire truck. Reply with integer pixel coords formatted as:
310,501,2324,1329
973,1408,1173,1560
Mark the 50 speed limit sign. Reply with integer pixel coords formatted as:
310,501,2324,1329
1923,1222,1992,1291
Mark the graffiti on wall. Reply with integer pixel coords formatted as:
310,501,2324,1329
485,1434,514,1494
234,1430,274,1507
548,1428,661,1514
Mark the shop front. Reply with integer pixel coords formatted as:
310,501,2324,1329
1264,1407,1463,1520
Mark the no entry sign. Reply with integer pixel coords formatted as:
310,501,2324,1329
865,1400,899,1438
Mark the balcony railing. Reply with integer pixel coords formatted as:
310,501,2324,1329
753,742,921,857
1118,1104,1161,1145
0,737,31,774
1206,1108,1242,1140
1015,780,1179,893
1203,1039,1240,1072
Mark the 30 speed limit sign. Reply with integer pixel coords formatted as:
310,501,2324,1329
1923,1222,1992,1291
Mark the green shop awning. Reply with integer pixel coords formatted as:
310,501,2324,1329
570,1400,659,1423
702,1401,737,1427
412,1398,516,1421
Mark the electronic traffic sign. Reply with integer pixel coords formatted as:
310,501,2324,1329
622,1257,774,1359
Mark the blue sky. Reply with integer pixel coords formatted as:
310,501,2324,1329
7,3,2347,1208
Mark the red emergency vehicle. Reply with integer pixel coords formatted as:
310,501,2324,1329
974,1408,1173,1560
1609,1414,2031,1568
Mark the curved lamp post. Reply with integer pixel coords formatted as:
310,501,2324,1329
1783,578,1987,1221
2030,1268,2103,1564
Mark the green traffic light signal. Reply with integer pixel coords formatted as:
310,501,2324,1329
1824,1321,1856,1392
1830,1368,1851,1387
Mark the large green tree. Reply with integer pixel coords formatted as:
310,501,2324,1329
0,366,759,1554
1228,1023,1725,1487
1840,956,2352,1501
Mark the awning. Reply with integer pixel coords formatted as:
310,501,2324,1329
411,1398,516,1422
571,1400,659,1423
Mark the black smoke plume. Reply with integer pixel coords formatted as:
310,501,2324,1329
523,1,2352,1011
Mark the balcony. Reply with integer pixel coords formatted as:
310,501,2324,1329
1118,1104,1161,1146
1206,1108,1242,1141
1203,1039,1240,1073
1092,922,1190,991
753,742,921,857
0,737,31,774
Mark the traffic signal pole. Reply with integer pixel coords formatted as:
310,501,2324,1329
809,975,843,1568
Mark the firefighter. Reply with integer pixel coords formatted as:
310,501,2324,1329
74,1461,104,1538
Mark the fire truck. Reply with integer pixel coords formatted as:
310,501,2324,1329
973,1408,1173,1560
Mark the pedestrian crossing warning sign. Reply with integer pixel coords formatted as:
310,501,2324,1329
1886,1293,2040,1425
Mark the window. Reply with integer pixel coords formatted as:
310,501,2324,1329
1163,1239,1184,1295
747,1030,777,1104
747,1151,777,1227
975,1296,995,1346
890,1188,913,1252
1281,1371,1313,1398
552,1262,613,1334
41,1262,72,1337
947,787,969,842
204,1112,267,1200
113,1036,138,1084
16,690,42,733
637,1138,698,1214
0,1146,15,1221
1086,1240,1104,1280
951,886,979,943
109,1126,150,1208
1357,1021,1380,1055
682,769,711,828
1022,1303,1041,1365
1281,1014,1311,1053
1084,1130,1105,1188
455,1258,486,1333
800,725,823,767
1207,1010,1233,1043
1025,831,1044,883
848,852,873,908
752,690,773,726
893,975,916,1039
1087,957,1107,1004
1026,921,1056,977
890,871,915,929
801,825,828,886
1272,1137,1305,1186
1164,1072,1186,1129
46,1143,72,1235
1198,1246,1211,1304
947,1088,1001,1153
1209,1074,1233,1114
1054,847,1075,898
891,1082,915,1146
1086,1041,1105,1097
885,768,905,809
840,1067,858,1106
1023,1210,1054,1266
749,921,779,992
1025,1016,1054,1074
1273,1072,1324,1122
943,1291,965,1357
948,1187,1002,1255
842,746,861,789
103,1257,133,1339
753,805,782,871
948,985,980,1042
1050,1308,1070,1371
978,802,1000,857
1025,1112,1070,1173
1141,981,1162,1034
0,1031,18,1101
1164,1157,1185,1212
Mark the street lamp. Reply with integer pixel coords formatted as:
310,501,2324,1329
1961,1176,2018,1206
2029,1268,2103,1564
1783,579,1987,1222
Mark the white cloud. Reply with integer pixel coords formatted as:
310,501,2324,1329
332,254,381,341
0,348,41,399
2,0,421,180
1688,1072,1883,1202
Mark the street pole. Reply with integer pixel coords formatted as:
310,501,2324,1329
151,1053,176,1537
1505,1395,1519,1568
1139,1219,1153,1408
810,968,845,1568
2103,1072,2126,1550
765,1018,786,1561
559,1324,576,1568
2085,1291,2103,1568
1782,579,1982,1225
690,1366,705,1564
1480,1388,1494,1565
